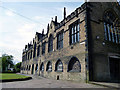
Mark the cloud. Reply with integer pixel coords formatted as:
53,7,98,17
33,16,43,20
17,23,37,40
5,10,15,16
2,0,84,2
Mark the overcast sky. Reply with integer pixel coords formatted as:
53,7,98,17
0,1,83,64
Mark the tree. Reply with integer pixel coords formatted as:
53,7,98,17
14,62,21,72
0,54,14,72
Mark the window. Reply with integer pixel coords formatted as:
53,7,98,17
55,60,63,72
28,52,30,60
57,31,63,49
27,65,28,70
25,53,27,60
30,50,32,59
35,64,38,71
104,11,120,44
33,43,36,58
68,57,81,72
69,20,80,44
46,61,52,72
48,35,53,52
31,64,34,74
29,65,31,70
37,45,40,56
42,42,46,54
40,63,44,72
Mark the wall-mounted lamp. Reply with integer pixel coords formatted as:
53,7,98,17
96,36,100,39
102,42,105,45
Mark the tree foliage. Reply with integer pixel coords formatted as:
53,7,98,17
14,62,21,72
0,54,14,72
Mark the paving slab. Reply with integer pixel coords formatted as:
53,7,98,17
1,74,108,88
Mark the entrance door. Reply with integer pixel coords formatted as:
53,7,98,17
109,58,120,82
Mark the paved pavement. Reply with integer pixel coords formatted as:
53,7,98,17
1,74,108,88
90,81,120,89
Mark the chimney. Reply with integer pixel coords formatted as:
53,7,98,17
42,29,44,34
55,16,57,24
64,7,66,19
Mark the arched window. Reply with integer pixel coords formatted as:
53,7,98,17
103,10,120,44
40,62,44,72
68,57,81,72
46,61,52,72
33,42,36,58
48,35,53,52
55,60,63,72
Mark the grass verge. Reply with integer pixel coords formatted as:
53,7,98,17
0,73,32,82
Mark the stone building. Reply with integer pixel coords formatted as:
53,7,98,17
21,2,120,83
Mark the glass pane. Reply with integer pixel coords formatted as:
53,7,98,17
104,22,107,40
72,35,73,43
77,24,80,31
72,27,74,34
107,24,111,41
114,27,117,43
118,28,120,43
75,34,76,42
111,25,114,42
75,25,77,33
77,32,79,42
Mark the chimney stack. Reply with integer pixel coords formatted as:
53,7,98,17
64,7,66,19
42,29,44,34
55,16,57,24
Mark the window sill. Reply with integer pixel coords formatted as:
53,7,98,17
57,47,63,51
68,70,81,73
46,71,52,73
70,41,80,45
55,70,63,72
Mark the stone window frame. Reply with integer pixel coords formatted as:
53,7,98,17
55,59,63,72
48,34,53,52
57,30,64,49
69,19,80,45
67,57,81,72
46,61,52,72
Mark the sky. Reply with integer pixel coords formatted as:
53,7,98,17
0,1,84,64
